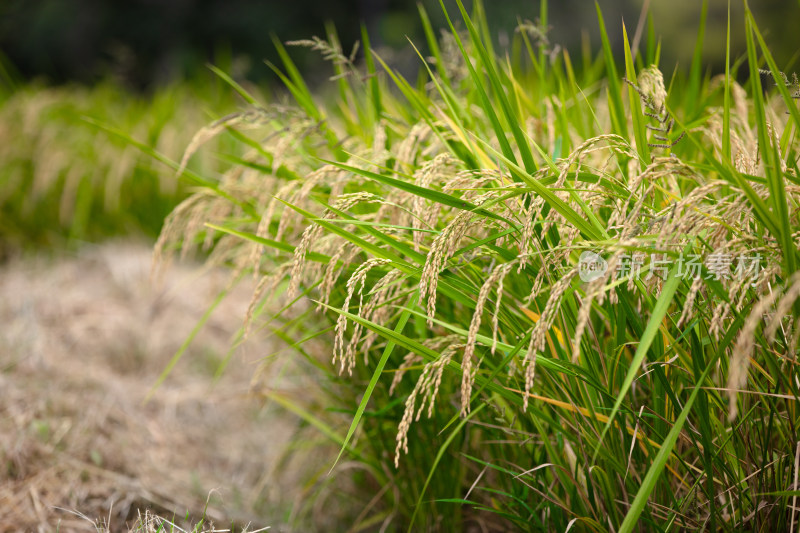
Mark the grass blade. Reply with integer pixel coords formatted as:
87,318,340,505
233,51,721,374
330,307,413,470
618,352,719,533
593,264,681,461
407,403,487,532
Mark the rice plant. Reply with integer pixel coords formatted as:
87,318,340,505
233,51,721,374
0,78,242,256
157,1,800,530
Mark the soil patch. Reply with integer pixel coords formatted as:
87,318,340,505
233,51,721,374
0,242,301,531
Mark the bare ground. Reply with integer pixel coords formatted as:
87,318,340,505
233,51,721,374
0,242,308,532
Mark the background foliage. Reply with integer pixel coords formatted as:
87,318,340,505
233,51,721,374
1,0,798,88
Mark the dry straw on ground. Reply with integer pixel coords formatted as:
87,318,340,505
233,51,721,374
0,242,306,532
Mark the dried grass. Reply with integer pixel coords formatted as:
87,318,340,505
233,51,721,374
0,243,300,531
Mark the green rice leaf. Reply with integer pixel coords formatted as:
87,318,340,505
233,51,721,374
618,350,719,533
331,307,413,470
593,263,681,461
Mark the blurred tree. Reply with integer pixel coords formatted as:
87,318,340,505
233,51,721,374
0,0,797,89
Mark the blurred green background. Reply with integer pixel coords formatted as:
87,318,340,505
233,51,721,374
1,0,798,89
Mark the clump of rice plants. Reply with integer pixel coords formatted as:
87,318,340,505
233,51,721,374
0,79,242,256
157,1,800,530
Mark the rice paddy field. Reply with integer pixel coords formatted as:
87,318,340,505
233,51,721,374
2,1,800,531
